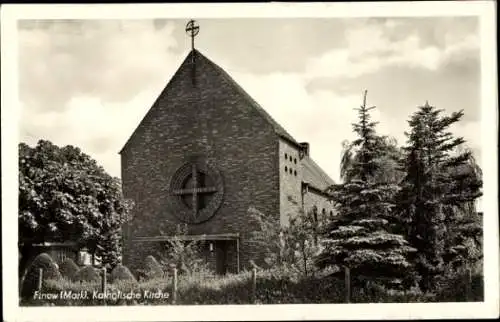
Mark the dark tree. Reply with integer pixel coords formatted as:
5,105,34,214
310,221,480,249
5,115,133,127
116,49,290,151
19,139,134,271
396,102,482,291
317,91,416,289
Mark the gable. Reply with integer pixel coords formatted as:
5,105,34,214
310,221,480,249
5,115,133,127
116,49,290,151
119,49,300,154
202,52,299,146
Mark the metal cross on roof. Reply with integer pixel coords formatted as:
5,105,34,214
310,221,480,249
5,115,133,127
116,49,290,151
185,19,200,51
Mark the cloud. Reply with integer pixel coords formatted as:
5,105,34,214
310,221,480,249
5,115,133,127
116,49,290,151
229,70,363,182
20,88,160,178
18,19,188,178
18,18,481,183
304,18,479,80
18,20,183,111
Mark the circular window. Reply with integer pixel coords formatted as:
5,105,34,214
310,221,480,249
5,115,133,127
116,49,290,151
168,160,224,224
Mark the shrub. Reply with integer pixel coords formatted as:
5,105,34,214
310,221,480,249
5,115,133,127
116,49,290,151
20,253,62,299
158,223,213,276
434,270,484,302
59,258,80,281
73,265,101,283
110,264,137,284
141,255,164,280
352,282,435,303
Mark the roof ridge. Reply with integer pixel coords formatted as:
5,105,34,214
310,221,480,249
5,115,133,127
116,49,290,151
302,156,335,189
119,51,194,154
194,50,300,146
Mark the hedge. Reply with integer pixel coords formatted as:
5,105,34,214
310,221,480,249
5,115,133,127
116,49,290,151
20,253,62,300
110,264,137,284
434,270,484,302
73,266,101,283
142,255,165,280
59,258,80,281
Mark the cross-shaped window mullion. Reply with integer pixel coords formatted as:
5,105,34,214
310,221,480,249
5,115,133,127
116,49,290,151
192,164,198,220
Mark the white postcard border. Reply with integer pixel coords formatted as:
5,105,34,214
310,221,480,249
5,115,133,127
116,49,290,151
2,2,498,321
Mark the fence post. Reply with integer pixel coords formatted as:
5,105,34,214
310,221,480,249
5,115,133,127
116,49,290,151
37,268,43,292
344,266,351,303
251,267,257,304
172,267,178,304
101,268,107,293
101,267,107,306
465,267,472,301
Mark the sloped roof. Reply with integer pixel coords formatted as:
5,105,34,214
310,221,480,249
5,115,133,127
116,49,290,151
197,50,299,146
119,49,335,188
120,49,300,153
302,157,335,191
198,50,335,189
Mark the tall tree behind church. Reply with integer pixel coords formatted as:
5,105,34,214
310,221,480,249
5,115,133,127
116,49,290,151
316,91,416,289
340,136,404,184
396,103,483,292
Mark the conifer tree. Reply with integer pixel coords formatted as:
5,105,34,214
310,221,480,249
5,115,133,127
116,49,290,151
396,102,482,291
317,91,416,289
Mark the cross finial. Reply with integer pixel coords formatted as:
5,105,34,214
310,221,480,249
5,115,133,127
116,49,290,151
185,19,200,52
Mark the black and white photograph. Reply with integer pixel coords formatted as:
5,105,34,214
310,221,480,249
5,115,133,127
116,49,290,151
1,2,498,321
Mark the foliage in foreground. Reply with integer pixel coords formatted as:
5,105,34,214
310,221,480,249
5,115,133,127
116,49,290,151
22,263,483,306
137,255,165,281
20,253,62,299
248,205,322,277
110,264,137,283
59,258,80,280
18,139,134,269
73,265,101,283
157,223,213,277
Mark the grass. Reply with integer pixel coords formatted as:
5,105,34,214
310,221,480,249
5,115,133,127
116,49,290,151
21,266,483,306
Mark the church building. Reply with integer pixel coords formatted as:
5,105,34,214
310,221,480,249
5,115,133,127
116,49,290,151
120,25,335,274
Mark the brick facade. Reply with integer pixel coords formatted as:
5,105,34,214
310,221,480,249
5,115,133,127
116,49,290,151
303,190,337,222
278,140,302,226
121,49,334,275
279,138,337,226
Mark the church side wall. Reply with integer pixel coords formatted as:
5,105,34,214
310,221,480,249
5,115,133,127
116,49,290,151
278,140,303,226
120,56,280,274
302,190,336,223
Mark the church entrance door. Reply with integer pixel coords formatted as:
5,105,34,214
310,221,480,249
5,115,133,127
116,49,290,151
215,241,228,275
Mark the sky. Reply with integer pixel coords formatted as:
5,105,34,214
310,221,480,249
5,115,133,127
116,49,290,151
18,17,481,183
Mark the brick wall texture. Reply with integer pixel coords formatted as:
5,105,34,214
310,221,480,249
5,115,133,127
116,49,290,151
120,50,334,274
279,140,302,226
